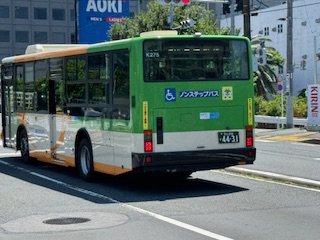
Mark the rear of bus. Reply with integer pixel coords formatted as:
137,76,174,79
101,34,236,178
131,33,256,174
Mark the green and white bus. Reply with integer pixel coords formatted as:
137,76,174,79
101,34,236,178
1,31,256,181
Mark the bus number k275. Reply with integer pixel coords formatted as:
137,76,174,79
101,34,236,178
218,132,240,144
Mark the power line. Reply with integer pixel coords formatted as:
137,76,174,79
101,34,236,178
251,1,320,15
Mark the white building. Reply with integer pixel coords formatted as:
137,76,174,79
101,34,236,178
221,0,320,96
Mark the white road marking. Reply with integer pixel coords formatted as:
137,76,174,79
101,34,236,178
0,159,233,240
220,168,320,192
256,139,275,143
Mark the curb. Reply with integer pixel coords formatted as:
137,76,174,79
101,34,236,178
225,167,320,189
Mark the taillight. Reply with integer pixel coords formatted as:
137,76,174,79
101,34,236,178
144,130,153,152
245,125,254,147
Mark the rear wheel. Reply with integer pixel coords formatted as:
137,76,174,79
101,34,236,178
78,138,95,181
20,128,33,164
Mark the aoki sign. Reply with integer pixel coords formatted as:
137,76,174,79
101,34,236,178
78,0,130,43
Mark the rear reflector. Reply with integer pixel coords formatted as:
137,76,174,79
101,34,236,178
145,156,152,163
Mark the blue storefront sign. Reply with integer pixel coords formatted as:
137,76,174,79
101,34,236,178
77,0,130,43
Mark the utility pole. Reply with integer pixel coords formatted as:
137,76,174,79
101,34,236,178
286,0,293,128
243,0,250,39
230,0,235,35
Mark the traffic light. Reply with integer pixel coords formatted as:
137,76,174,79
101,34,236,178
258,47,267,65
158,0,191,6
179,19,196,29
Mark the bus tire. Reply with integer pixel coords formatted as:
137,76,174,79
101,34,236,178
78,138,95,182
20,128,33,164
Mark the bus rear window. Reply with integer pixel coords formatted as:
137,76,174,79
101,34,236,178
143,38,249,82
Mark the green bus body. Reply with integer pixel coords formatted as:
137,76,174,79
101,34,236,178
1,32,256,180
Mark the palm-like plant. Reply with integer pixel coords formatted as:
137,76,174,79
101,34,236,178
251,35,285,99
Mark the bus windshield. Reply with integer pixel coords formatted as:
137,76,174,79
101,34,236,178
144,38,249,82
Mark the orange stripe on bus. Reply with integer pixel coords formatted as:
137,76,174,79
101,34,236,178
13,47,89,62
30,151,52,162
94,162,131,176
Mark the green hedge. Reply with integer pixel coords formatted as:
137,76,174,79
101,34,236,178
255,95,307,118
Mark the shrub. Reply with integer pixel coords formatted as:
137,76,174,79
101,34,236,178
255,94,307,118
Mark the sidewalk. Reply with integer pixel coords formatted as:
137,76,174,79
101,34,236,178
255,127,320,144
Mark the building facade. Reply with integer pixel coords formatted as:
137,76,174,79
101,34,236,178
221,0,320,96
0,0,282,60
0,0,77,59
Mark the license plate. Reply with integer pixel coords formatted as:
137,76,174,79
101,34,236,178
218,132,239,144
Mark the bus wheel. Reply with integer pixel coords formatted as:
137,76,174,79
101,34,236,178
78,138,94,181
20,128,32,164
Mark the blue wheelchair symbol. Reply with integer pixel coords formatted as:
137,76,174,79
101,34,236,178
165,88,176,102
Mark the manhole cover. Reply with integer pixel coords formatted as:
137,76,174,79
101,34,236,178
43,217,90,225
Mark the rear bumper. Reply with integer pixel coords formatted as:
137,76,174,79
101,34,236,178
132,147,256,173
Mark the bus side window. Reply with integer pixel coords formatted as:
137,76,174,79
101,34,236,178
24,62,35,111
112,51,129,120
49,58,64,114
15,65,24,111
35,60,48,112
66,56,86,105
88,53,111,105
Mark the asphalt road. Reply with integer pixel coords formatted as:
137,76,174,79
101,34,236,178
0,141,320,240
225,128,320,188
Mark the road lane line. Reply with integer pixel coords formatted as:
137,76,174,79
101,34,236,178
256,139,275,143
0,159,233,240
222,167,320,192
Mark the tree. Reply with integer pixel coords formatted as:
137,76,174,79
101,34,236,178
251,35,285,99
109,0,231,40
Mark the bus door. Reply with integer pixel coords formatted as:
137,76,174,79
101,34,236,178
48,58,66,163
1,64,14,147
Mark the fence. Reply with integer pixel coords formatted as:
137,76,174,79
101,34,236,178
255,115,307,129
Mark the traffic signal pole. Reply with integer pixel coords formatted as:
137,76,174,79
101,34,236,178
286,0,293,128
243,0,251,39
169,4,173,29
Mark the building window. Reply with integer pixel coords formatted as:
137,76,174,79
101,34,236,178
264,27,269,36
52,32,66,44
71,33,76,43
34,32,48,43
0,30,10,42
15,6,28,19
278,24,283,33
52,8,65,21
0,5,9,18
16,31,29,43
70,9,75,21
34,7,47,20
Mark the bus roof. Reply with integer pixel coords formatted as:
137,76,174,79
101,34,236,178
1,44,90,64
1,34,249,64
140,30,178,37
25,44,89,54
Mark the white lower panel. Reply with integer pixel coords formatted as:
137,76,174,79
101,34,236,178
133,129,253,153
